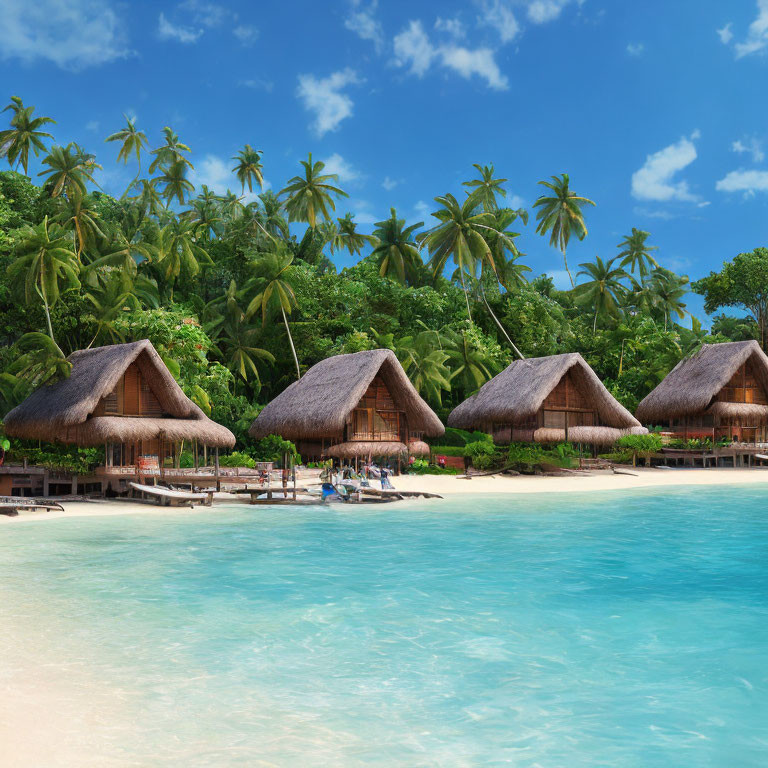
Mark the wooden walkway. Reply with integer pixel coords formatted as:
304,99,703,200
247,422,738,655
0,497,65,516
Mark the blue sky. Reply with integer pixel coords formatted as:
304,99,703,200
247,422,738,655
3,0,768,321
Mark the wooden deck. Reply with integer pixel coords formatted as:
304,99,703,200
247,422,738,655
129,483,213,507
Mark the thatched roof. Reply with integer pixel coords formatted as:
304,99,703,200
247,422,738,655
636,341,768,423
4,340,235,448
534,426,647,445
408,439,431,456
249,349,444,440
448,353,641,430
325,441,407,458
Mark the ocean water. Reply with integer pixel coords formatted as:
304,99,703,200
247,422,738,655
3,487,768,767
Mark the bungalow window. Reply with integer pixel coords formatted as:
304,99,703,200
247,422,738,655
103,387,120,415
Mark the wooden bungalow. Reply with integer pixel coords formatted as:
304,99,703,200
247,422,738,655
249,349,444,463
3,340,235,492
636,340,768,443
448,352,645,445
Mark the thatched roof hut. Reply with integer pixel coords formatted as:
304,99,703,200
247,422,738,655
636,341,768,440
448,352,644,445
249,349,443,458
4,340,235,448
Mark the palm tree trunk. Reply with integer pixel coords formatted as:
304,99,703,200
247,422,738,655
282,305,301,380
39,264,56,345
458,270,473,324
563,249,575,289
593,306,598,334
479,284,525,360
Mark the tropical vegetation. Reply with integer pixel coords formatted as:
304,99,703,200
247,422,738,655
0,95,756,457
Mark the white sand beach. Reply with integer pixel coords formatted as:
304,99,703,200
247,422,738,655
2,467,768,524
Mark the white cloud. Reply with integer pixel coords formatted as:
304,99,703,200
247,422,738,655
717,23,734,44
393,21,508,90
347,201,378,225
476,0,520,43
548,270,573,290
179,0,229,28
158,13,203,44
0,0,131,70
508,194,525,209
239,77,274,92
732,136,765,163
435,17,466,39
345,1,384,52
631,132,701,203
233,25,258,45
626,42,644,56
440,46,509,89
382,176,401,191
296,69,361,136
393,20,436,76
190,154,266,202
413,200,435,223
527,0,575,24
321,153,361,184
716,169,768,196
633,207,678,221
86,120,100,132
730,0,768,58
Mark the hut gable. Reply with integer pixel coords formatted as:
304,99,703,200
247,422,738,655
636,341,768,423
4,340,235,447
448,353,641,431
249,349,445,440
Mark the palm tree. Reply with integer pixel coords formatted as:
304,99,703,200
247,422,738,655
84,272,141,347
443,329,495,395
232,144,264,193
185,186,223,240
325,213,376,256
370,208,423,285
53,194,106,258
462,163,507,212
38,143,101,199
649,268,689,330
7,217,80,342
105,115,148,189
574,255,629,332
0,96,55,176
617,228,658,279
255,190,289,238
204,282,275,387
533,173,595,289
418,193,503,321
8,333,71,388
155,218,211,300
148,127,193,173
127,178,164,217
279,153,348,228
245,245,301,379
154,160,194,206
396,332,452,406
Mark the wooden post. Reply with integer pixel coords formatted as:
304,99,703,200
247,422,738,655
42,471,49,497
215,447,220,492
71,474,78,496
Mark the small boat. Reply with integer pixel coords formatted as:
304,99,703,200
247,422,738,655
129,482,212,507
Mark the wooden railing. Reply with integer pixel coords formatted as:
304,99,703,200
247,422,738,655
349,431,400,442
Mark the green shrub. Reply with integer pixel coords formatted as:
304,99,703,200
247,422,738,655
219,451,257,468
428,445,465,457
408,463,460,475
251,435,298,463
472,454,495,470
7,446,104,474
507,442,545,470
463,440,495,458
438,428,474,447
616,434,663,454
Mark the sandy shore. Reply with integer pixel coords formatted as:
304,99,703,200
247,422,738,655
2,467,768,523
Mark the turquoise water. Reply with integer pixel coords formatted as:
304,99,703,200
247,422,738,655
3,487,768,766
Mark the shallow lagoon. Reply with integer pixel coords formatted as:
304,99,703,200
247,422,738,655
3,486,768,766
